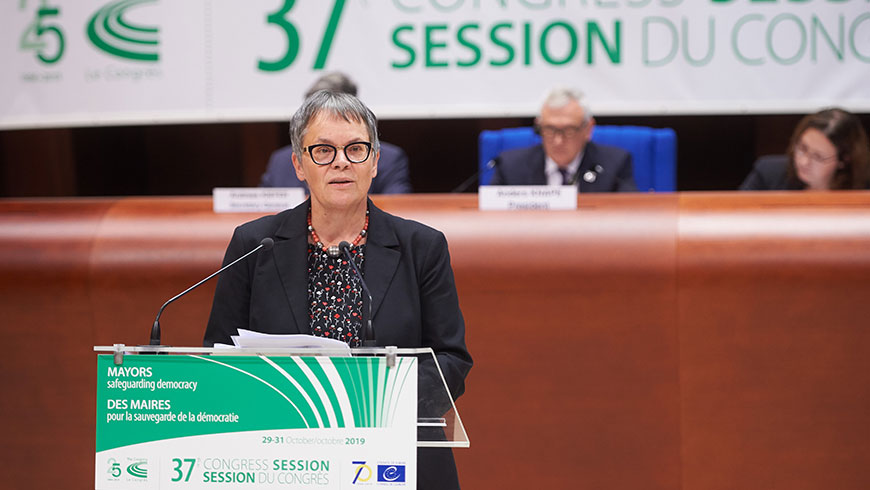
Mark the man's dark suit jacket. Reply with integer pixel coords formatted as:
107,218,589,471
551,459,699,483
260,142,412,193
204,199,471,490
489,142,637,192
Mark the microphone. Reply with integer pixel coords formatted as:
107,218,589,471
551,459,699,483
149,237,274,346
451,159,497,193
338,241,375,347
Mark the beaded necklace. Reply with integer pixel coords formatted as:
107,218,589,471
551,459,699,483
307,209,370,258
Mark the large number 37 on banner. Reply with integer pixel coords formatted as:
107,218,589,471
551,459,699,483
258,0,347,72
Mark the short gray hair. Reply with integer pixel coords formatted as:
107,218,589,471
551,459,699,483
541,87,593,122
289,90,380,162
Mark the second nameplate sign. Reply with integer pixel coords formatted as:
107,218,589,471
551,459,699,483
478,186,578,211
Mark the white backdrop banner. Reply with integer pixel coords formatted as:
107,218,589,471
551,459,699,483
2,0,869,128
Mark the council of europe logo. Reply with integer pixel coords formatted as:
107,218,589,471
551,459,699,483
377,464,406,483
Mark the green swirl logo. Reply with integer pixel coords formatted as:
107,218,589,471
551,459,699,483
126,461,148,479
86,0,159,62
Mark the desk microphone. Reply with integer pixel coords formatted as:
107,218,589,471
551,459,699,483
338,241,375,347
451,159,498,193
149,237,274,346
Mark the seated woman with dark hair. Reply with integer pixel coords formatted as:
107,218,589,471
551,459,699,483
740,108,870,191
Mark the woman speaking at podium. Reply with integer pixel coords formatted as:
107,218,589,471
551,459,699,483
203,90,472,489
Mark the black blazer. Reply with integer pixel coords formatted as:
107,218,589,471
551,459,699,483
489,142,637,192
205,199,471,395
204,200,472,489
739,155,802,190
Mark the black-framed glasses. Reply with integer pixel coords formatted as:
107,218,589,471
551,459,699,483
304,142,372,165
534,122,587,139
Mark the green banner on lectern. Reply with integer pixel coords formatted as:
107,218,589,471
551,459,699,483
95,354,417,489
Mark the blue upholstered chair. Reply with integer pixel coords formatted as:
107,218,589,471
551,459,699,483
478,125,678,191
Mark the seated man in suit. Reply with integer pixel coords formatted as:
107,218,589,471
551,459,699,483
490,88,637,192
260,72,412,193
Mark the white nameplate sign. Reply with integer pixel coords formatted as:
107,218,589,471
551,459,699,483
478,186,578,211
212,187,306,213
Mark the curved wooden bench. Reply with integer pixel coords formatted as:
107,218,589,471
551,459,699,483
1,192,868,490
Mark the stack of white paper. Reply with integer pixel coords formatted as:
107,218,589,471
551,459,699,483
214,329,351,355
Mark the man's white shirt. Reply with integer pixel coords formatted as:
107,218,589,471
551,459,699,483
545,151,583,186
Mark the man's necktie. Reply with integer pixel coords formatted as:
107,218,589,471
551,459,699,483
558,168,571,185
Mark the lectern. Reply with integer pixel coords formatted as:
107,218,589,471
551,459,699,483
94,345,468,489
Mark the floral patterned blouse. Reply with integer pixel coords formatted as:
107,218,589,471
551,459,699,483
306,244,365,347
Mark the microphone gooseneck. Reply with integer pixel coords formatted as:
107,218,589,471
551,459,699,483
339,240,375,347
451,159,497,193
149,237,274,346
567,168,580,186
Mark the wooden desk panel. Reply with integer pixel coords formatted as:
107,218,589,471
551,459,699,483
677,192,870,490
1,192,868,490
411,195,680,490
0,200,113,489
